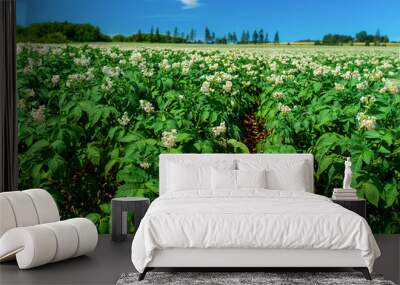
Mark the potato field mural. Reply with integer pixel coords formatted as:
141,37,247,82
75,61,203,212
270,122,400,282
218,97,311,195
16,44,400,234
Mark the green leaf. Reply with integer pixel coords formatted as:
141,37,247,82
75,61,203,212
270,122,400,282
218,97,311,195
175,133,192,143
362,150,374,165
145,179,159,194
227,139,249,153
317,154,335,177
98,217,110,234
313,82,322,93
110,148,119,159
163,78,173,90
87,144,101,166
382,184,398,208
105,158,119,175
120,132,144,143
361,182,380,207
99,203,111,215
378,146,390,154
194,140,214,153
48,155,65,174
86,213,101,224
28,139,49,155
200,110,210,122
31,163,43,181
51,140,67,154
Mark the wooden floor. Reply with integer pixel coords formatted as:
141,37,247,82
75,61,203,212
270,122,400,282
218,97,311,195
0,235,398,285
0,235,134,285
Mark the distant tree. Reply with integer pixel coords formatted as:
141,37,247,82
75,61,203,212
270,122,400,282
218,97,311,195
265,32,269,43
232,32,238,44
227,32,233,43
41,32,68,43
112,34,127,42
259,29,264,43
322,34,353,45
211,32,216,43
150,26,154,42
245,31,250,43
173,27,179,38
166,30,171,42
374,29,381,43
216,36,227,44
189,28,196,42
240,31,246,44
137,29,143,41
205,26,211,43
252,30,259,44
273,31,280,44
155,27,160,42
16,22,110,43
355,31,368,42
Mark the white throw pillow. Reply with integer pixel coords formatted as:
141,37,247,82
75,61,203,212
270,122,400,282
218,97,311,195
265,164,307,191
167,162,210,191
211,169,267,190
238,159,308,191
236,169,267,189
211,168,236,190
167,160,236,192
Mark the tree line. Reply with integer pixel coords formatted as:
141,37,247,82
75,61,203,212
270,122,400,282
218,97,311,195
16,22,391,45
17,22,111,43
16,22,281,44
316,30,390,46
204,27,280,44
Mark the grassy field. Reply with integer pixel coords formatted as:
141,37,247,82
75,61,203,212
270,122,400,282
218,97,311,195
73,41,400,51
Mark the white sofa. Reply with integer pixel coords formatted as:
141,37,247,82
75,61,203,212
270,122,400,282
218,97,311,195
0,189,98,269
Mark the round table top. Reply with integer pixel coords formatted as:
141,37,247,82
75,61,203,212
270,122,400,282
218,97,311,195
112,197,149,202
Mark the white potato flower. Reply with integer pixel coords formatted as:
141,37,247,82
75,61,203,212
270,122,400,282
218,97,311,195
357,112,377,130
200,81,210,94
360,95,376,105
139,100,155,113
51,75,60,85
356,82,368,90
26,88,35,97
74,55,90,66
161,129,177,148
140,162,150,169
31,105,46,122
278,103,292,113
272,91,284,99
117,112,130,126
211,122,226,137
223,81,233,92
335,83,345,91
101,78,113,92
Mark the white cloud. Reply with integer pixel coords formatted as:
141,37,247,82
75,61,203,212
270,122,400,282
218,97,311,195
179,0,200,9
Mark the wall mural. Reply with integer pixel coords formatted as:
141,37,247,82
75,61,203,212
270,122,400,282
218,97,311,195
16,0,400,234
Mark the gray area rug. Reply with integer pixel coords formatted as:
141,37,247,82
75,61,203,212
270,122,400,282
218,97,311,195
117,272,396,285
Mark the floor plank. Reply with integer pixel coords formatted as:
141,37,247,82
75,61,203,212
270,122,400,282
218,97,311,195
1,234,398,285
0,235,134,285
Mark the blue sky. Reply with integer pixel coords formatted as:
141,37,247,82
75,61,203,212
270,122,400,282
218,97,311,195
17,0,400,41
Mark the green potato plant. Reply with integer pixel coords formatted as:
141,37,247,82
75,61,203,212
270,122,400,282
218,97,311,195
17,44,399,233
